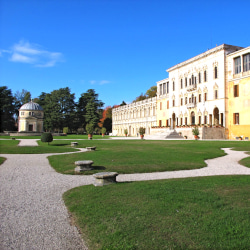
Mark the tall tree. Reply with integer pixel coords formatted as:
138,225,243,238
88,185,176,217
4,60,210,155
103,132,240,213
133,93,147,102
14,89,31,108
146,86,157,98
76,89,104,130
41,88,75,132
99,106,112,132
0,86,17,131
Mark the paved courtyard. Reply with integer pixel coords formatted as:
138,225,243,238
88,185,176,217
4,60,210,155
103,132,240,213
0,139,250,249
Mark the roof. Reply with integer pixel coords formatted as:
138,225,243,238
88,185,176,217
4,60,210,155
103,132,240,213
19,101,43,111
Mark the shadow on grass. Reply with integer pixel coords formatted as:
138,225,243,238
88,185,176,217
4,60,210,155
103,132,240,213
50,143,70,146
92,166,106,171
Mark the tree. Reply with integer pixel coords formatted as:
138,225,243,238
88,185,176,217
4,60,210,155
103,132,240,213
133,93,147,102
41,88,75,132
14,89,31,108
0,86,17,131
146,86,157,98
120,100,127,106
76,89,104,130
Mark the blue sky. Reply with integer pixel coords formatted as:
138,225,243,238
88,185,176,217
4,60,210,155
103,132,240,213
1,0,250,107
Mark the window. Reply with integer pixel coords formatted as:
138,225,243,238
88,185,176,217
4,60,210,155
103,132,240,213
167,100,169,109
194,97,197,104
233,113,239,125
199,94,201,102
173,81,175,91
166,120,169,127
167,82,169,93
191,74,194,85
185,97,187,104
189,78,191,85
204,70,207,82
199,116,201,124
189,97,191,103
243,53,250,72
204,116,207,124
173,100,175,107
234,85,239,97
234,56,241,74
204,93,207,101
185,117,187,125
21,112,24,116
180,79,183,89
160,102,162,110
181,98,183,106
159,120,162,127
214,66,218,79
163,83,166,94
160,84,163,95
215,90,218,99
185,77,187,87
198,72,201,83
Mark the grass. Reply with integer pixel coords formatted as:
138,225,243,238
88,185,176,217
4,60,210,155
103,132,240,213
48,140,250,175
0,134,110,139
64,175,250,249
0,140,78,154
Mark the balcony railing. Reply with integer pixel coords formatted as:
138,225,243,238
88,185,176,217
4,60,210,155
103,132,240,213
187,84,197,91
186,102,196,109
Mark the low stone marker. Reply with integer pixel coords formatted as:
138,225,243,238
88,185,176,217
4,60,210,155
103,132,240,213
93,172,118,186
75,160,94,173
71,142,78,146
86,146,96,151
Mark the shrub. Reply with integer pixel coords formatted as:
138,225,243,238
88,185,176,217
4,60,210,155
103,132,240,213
139,127,146,135
124,129,128,135
86,124,94,135
101,127,107,134
41,132,53,145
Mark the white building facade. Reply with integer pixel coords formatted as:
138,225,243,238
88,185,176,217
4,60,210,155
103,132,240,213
112,97,157,136
157,44,243,129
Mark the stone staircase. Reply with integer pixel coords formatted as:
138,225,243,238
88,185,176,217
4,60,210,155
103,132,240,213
144,129,184,140
165,130,184,139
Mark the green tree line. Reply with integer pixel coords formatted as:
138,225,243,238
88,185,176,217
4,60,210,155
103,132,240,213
0,86,112,134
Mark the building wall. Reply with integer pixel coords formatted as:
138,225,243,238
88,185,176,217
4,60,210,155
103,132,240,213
157,44,242,130
226,47,250,139
112,44,249,140
112,97,157,136
18,110,44,132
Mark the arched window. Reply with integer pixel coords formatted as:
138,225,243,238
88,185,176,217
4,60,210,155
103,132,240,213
214,66,218,79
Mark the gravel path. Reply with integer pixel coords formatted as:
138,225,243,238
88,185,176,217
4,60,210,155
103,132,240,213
0,148,94,250
0,140,250,250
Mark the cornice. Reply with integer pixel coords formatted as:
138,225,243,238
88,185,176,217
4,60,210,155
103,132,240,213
167,44,243,72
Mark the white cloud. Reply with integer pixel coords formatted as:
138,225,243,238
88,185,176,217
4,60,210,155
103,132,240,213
100,80,111,85
89,80,111,85
3,40,63,67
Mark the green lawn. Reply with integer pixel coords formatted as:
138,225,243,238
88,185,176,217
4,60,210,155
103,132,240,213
0,140,78,154
64,175,250,250
48,140,250,175
0,134,110,140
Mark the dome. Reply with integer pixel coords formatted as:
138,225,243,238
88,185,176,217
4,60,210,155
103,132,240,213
20,101,43,111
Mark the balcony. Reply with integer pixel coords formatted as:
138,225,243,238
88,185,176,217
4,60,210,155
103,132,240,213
186,102,196,109
187,84,197,92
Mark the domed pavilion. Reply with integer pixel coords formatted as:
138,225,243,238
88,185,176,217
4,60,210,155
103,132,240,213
18,101,44,132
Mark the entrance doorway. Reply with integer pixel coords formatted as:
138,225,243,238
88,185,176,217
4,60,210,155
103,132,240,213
28,124,33,131
191,111,195,125
213,108,219,125
172,113,176,129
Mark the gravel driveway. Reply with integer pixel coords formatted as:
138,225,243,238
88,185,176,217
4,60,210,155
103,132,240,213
1,140,250,249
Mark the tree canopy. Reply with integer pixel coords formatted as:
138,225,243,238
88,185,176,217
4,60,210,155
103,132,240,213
133,85,157,103
0,86,17,131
